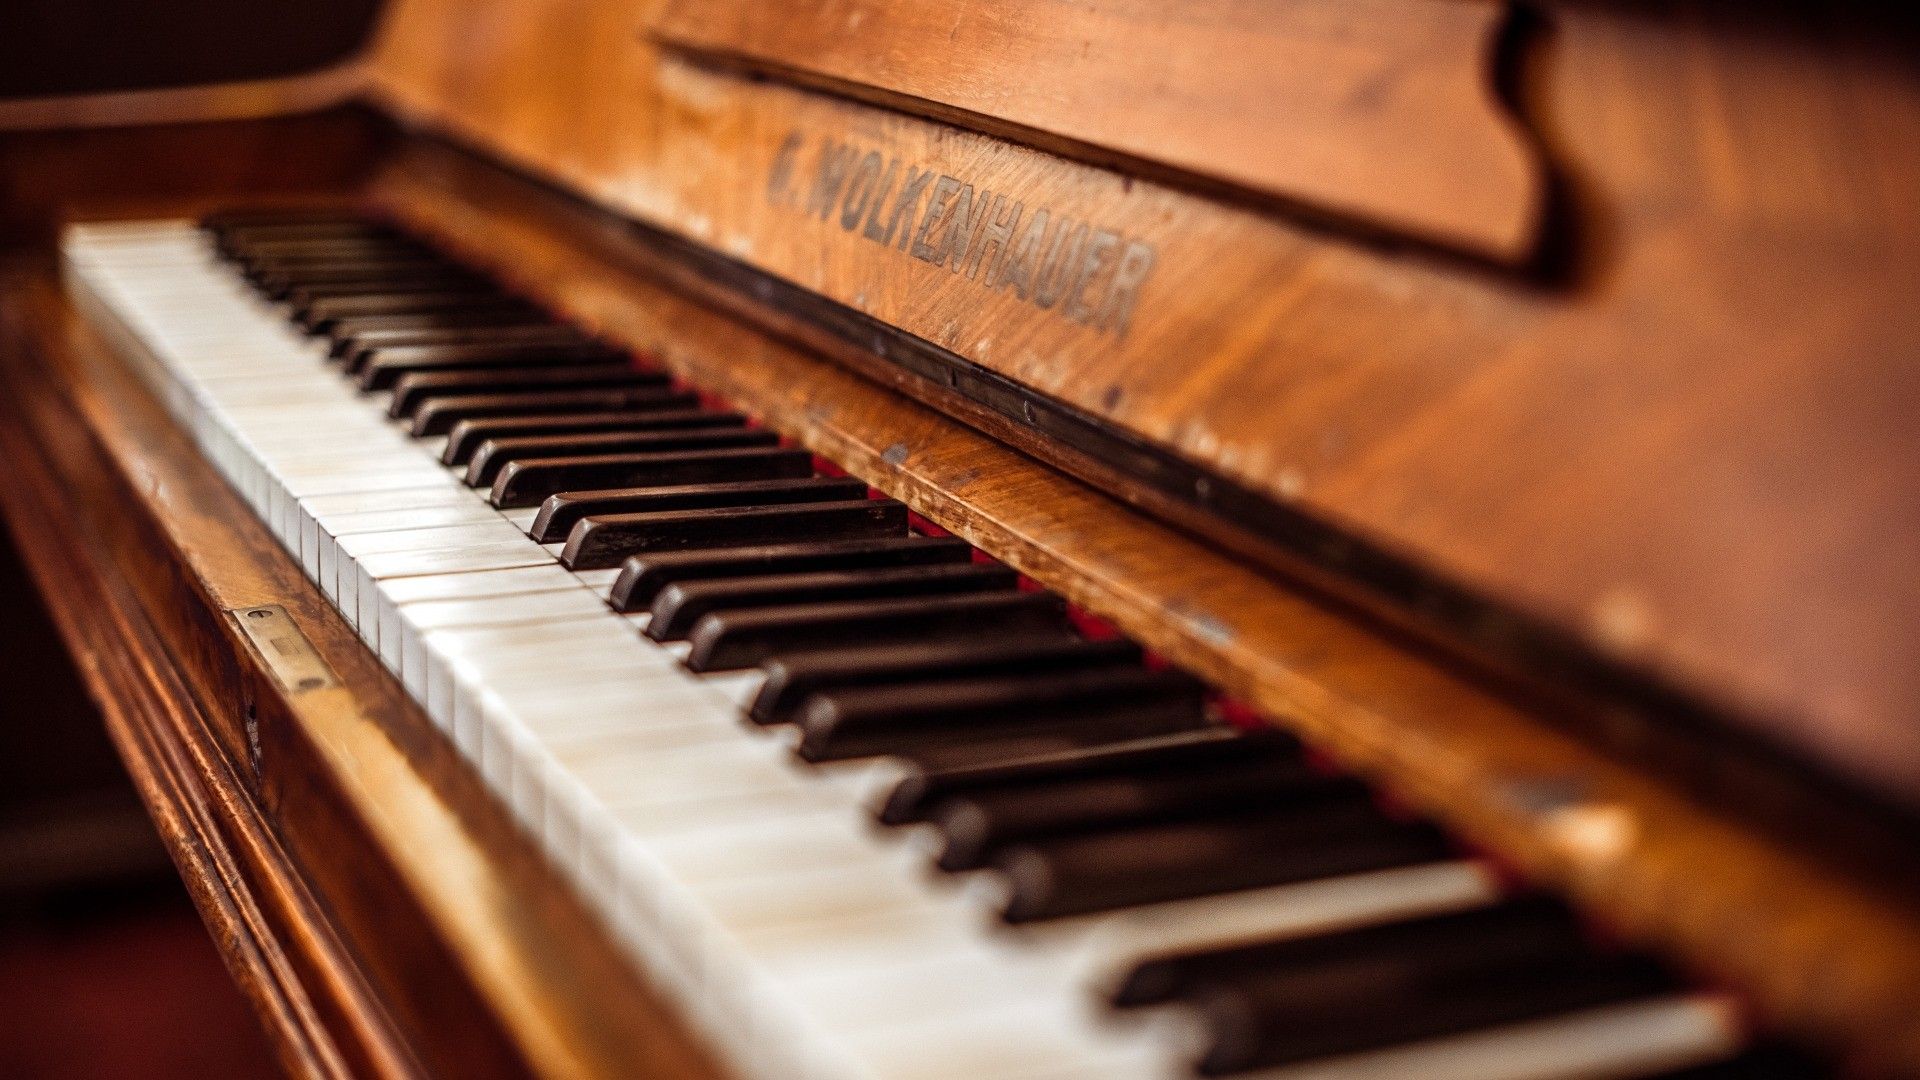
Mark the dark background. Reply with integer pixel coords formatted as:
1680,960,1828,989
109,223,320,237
0,513,279,1077
0,0,384,99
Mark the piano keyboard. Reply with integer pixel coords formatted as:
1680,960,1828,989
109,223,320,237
60,211,1820,1080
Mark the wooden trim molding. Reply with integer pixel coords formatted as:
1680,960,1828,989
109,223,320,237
0,62,367,133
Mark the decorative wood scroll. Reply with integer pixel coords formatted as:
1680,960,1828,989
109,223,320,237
649,0,1547,264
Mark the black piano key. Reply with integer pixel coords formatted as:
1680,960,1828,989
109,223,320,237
795,688,1211,766
282,273,487,307
884,716,1236,777
794,666,1207,762
298,286,500,326
647,562,1018,640
282,272,483,303
752,636,1141,726
232,239,424,267
448,410,749,469
411,387,702,437
1194,952,1673,1074
204,208,378,231
240,237,431,257
356,343,627,390
209,210,384,231
993,807,1449,922
560,496,907,570
345,334,615,377
527,476,867,541
1114,896,1579,1008
490,447,815,508
684,590,1073,672
216,226,398,255
236,234,424,257
1647,1047,1832,1079
300,293,537,334
248,253,447,285
323,308,557,349
930,754,1353,870
259,259,464,291
388,365,669,420
562,498,909,571
877,725,1265,825
337,321,587,363
608,536,974,612
467,428,780,487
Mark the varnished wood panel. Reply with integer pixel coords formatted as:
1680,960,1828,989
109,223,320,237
365,0,1920,811
651,0,1545,263
371,150,1920,1076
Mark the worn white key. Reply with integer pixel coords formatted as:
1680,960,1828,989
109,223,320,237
377,563,585,671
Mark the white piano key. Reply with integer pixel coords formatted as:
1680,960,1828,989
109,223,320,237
398,588,610,683
305,503,501,576
376,563,583,666
302,485,487,574
336,518,534,558
351,542,557,632
572,567,625,594
303,485,487,517
502,506,543,530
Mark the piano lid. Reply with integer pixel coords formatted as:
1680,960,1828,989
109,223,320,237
364,0,1920,811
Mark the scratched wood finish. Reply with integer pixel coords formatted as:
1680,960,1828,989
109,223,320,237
370,149,1920,1076
365,0,1920,811
650,0,1544,263
0,255,733,1080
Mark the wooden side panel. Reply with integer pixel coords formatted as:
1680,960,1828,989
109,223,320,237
650,0,1545,263
364,0,1920,810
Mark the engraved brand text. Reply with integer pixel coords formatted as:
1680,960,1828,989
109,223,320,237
766,131,1156,338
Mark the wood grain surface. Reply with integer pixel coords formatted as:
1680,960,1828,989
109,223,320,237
362,0,1920,814
650,0,1545,263
6,1,1920,1070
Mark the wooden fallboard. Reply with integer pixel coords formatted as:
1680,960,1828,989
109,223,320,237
364,0,1920,812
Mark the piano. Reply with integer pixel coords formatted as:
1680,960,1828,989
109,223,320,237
2,1,1917,1077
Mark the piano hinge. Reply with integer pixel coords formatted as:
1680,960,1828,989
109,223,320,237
231,604,340,696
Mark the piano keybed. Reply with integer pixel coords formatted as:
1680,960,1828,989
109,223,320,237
57,211,1824,1080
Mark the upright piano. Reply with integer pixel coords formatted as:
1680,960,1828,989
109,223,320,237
2,1,1917,1077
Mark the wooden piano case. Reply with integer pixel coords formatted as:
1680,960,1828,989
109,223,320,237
4,1,1920,1076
